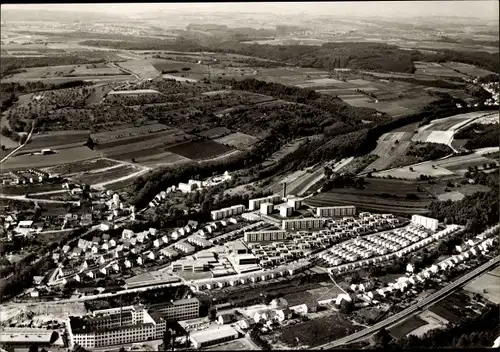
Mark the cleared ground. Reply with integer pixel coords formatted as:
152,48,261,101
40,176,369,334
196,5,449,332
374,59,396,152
70,164,142,186
363,130,416,172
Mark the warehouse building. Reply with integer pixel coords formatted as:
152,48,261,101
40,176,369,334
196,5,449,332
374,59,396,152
244,230,289,243
281,218,327,230
248,195,282,211
411,215,439,231
189,325,239,349
316,206,356,218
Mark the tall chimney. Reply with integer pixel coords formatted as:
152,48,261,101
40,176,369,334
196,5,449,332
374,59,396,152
282,182,287,199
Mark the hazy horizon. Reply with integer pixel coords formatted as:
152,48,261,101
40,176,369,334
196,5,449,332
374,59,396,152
2,1,499,21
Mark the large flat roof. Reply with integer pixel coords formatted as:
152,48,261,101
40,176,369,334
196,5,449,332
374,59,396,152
190,325,238,344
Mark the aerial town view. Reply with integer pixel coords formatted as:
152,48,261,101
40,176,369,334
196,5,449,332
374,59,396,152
0,1,499,351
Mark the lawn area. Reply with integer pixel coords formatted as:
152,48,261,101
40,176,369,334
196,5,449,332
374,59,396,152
268,313,362,348
2,146,99,171
389,315,428,339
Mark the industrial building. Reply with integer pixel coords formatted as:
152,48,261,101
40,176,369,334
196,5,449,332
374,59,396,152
316,206,356,218
244,230,289,243
211,205,245,220
68,305,167,349
281,218,327,230
248,195,282,211
411,215,439,231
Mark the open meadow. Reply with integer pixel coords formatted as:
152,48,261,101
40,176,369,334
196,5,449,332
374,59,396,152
372,152,497,180
363,130,416,172
24,130,90,152
441,62,498,77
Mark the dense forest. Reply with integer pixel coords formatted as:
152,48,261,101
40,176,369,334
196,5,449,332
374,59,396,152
79,35,499,73
427,169,499,234
454,122,500,150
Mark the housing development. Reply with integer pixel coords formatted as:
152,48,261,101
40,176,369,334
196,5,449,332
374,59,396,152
0,2,499,352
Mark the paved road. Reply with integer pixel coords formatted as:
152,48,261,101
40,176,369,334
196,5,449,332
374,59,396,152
314,253,500,349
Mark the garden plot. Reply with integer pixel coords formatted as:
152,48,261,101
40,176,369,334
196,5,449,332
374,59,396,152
198,127,232,139
407,311,450,338
389,315,428,339
215,132,259,150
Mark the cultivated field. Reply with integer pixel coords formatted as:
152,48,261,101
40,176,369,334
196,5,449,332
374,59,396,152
305,178,433,214
1,182,64,196
389,315,428,339
413,61,467,78
132,151,191,168
215,132,259,150
91,124,169,144
464,265,500,304
262,138,306,168
24,130,90,152
2,146,99,171
166,140,234,160
198,127,231,139
441,62,498,77
66,63,126,76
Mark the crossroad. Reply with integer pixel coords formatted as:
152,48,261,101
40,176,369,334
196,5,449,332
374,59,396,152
314,254,500,349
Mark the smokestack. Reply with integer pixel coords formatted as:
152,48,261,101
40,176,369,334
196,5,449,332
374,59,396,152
282,182,287,199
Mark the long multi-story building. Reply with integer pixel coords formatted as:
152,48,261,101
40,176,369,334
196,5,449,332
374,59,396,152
211,204,245,220
316,206,356,218
248,195,282,211
282,218,327,230
68,305,166,349
244,230,289,243
411,215,438,231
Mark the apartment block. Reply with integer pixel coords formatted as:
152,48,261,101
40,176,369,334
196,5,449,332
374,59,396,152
147,297,200,321
315,206,356,218
244,230,289,243
411,215,439,231
281,218,327,230
211,204,245,220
